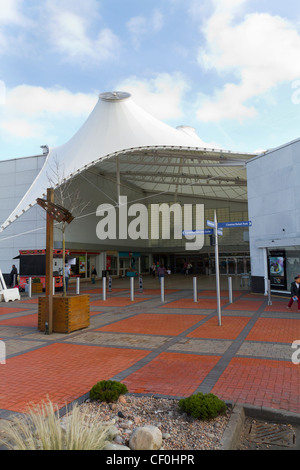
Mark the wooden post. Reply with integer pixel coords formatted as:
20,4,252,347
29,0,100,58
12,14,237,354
45,188,54,334
37,188,74,334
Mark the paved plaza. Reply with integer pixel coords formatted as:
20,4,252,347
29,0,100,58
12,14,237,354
0,274,300,418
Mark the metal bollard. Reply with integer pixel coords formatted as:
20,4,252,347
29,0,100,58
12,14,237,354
160,276,165,302
193,277,198,303
130,277,134,301
28,277,32,298
102,277,107,301
268,280,272,305
228,277,233,304
108,276,112,292
139,275,143,293
76,277,80,295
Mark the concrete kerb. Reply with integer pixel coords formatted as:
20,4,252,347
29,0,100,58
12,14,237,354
219,403,300,450
219,404,245,450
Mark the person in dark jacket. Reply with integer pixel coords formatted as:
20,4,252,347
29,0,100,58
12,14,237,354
9,265,18,287
91,265,97,284
287,276,300,311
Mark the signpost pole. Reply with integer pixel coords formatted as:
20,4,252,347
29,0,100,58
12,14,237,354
214,211,222,326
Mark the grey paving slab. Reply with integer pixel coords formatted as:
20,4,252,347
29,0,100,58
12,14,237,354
168,337,232,355
4,339,46,357
236,341,293,361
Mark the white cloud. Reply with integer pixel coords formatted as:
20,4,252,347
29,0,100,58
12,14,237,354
0,85,97,140
0,0,33,55
1,119,41,139
152,9,164,32
196,1,300,122
44,0,120,65
0,0,26,25
127,9,164,49
116,73,189,120
5,85,97,117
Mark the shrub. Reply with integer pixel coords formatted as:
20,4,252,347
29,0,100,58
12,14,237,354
178,393,227,420
89,380,128,403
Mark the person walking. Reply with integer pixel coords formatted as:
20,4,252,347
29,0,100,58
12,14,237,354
287,276,300,311
9,264,18,287
64,263,71,292
157,264,166,279
91,265,97,284
150,262,156,277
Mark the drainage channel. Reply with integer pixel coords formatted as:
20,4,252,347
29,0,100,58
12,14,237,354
236,417,300,450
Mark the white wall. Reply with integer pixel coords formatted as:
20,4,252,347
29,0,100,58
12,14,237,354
0,155,46,273
247,138,300,289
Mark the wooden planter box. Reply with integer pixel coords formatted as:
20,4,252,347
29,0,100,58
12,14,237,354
32,282,43,294
38,294,90,334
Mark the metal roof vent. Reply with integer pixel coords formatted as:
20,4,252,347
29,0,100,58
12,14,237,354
99,91,131,102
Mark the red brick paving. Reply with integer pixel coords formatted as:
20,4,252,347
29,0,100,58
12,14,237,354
96,313,205,336
264,301,292,312
224,300,264,311
136,289,179,295
90,297,148,307
81,288,127,294
124,353,221,397
246,318,300,344
198,290,240,297
163,298,228,309
0,313,38,327
212,358,300,413
0,343,149,413
187,315,251,340
1,285,300,417
0,307,31,315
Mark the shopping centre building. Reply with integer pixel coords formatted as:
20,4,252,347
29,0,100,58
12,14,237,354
1,90,296,295
247,137,300,295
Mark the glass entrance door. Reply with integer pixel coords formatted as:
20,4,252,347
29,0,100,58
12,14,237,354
119,258,131,277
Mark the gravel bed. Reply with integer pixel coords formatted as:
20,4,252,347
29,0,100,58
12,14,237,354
75,395,231,450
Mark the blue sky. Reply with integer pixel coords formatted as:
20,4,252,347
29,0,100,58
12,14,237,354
0,0,300,160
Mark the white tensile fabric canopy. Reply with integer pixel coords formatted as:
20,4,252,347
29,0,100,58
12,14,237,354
0,91,255,232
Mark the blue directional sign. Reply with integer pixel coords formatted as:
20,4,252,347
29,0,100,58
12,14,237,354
218,221,252,228
206,219,216,228
183,229,214,236
183,228,223,236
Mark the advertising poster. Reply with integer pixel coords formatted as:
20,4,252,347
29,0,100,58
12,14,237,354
269,251,286,290
79,256,86,274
